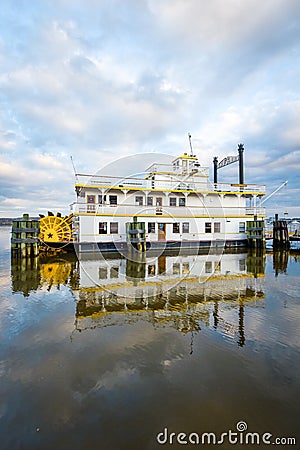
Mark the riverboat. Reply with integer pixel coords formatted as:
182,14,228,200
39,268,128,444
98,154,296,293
69,149,266,252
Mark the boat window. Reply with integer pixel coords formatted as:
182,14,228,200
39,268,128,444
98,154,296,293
99,267,107,279
87,195,95,203
214,261,221,273
169,197,176,206
182,263,190,274
205,222,212,233
136,196,143,206
99,222,107,234
179,197,186,207
239,222,246,233
98,195,106,204
205,261,212,273
77,188,85,198
239,259,246,271
147,196,153,206
109,195,117,205
110,222,118,234
182,222,189,233
110,267,119,278
148,265,155,276
173,263,180,275
173,223,180,233
214,222,221,233
148,222,155,233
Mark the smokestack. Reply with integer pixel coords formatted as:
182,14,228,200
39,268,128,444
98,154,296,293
213,157,218,184
238,143,244,185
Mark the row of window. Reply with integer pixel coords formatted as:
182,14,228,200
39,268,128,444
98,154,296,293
88,195,117,205
87,194,186,207
98,260,248,280
205,261,221,273
139,196,186,207
98,221,246,235
99,266,119,279
98,263,191,280
98,222,189,234
205,222,220,233
205,222,245,233
172,223,189,233
149,262,190,277
99,222,119,234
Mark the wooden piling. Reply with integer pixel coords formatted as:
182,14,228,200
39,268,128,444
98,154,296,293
11,213,40,258
247,216,265,248
273,214,290,249
11,255,40,296
246,248,265,277
126,216,146,253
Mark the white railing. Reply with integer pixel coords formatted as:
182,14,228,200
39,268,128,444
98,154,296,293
145,163,210,177
211,182,265,193
75,173,265,194
71,203,266,217
145,163,176,173
246,207,265,216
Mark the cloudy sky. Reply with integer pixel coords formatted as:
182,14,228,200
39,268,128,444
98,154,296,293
1,0,300,218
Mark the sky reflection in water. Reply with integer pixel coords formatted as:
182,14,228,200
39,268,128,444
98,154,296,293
0,227,299,450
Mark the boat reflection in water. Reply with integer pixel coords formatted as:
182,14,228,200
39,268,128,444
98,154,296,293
11,249,267,347
74,250,265,347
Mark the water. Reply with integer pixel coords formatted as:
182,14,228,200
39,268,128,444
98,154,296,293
0,226,299,449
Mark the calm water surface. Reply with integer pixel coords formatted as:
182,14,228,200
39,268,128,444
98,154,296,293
0,227,299,449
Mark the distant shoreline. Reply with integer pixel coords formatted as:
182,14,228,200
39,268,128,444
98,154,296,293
0,217,39,226
0,221,13,226
1,216,299,227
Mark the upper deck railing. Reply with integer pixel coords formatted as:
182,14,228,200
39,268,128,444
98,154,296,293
145,163,210,177
75,173,266,194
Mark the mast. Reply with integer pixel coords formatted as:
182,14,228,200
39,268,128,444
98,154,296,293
188,133,194,156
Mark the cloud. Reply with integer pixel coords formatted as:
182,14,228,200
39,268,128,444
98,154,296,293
149,0,300,53
0,0,299,216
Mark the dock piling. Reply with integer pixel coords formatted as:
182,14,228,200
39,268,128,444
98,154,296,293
247,216,265,248
273,214,290,249
126,216,146,254
11,214,40,258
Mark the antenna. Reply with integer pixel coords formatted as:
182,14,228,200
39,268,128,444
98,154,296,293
188,133,194,156
70,155,78,181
